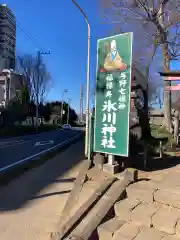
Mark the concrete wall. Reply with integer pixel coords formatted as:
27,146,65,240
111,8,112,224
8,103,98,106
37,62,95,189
0,70,24,106
10,72,24,100
20,117,42,126
0,75,6,105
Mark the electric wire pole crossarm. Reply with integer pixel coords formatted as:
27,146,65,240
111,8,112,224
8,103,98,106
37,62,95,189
72,0,91,157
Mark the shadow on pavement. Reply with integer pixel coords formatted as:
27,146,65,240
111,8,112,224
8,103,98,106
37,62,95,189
0,137,85,211
120,135,180,172
131,153,180,172
54,178,76,183
30,190,71,200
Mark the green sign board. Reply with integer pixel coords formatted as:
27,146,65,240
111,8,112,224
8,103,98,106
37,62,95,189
94,32,133,156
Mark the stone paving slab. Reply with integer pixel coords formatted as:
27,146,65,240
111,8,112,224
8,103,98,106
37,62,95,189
113,235,131,240
133,227,166,240
114,198,141,221
97,218,125,240
156,172,180,189
112,222,142,240
130,202,161,227
154,187,180,209
152,203,180,234
126,180,158,203
175,219,180,237
162,235,180,240
168,165,180,173
138,170,169,183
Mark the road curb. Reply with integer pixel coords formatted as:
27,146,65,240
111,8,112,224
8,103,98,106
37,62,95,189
0,132,84,186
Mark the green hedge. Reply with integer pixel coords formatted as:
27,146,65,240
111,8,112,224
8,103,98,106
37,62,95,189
0,124,61,137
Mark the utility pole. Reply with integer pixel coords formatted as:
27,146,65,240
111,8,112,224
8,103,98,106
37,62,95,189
72,0,91,157
80,84,84,123
67,98,71,124
36,50,50,132
61,89,68,125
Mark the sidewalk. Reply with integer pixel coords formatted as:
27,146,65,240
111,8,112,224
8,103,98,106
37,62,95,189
0,139,85,240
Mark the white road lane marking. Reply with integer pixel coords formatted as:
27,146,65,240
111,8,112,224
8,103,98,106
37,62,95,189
0,140,30,149
35,140,54,146
0,132,83,173
0,128,64,142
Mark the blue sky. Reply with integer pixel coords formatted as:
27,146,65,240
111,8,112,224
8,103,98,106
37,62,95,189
4,0,114,113
2,0,180,112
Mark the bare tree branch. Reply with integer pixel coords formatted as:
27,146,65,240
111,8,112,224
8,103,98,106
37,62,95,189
16,54,51,104
100,0,179,131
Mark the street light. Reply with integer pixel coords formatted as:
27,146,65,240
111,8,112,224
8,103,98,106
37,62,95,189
72,0,91,157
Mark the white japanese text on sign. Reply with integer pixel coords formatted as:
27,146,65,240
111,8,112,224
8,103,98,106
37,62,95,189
101,74,117,149
118,72,128,110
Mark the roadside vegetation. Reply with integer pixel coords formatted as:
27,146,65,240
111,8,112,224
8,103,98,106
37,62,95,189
0,124,61,138
150,124,171,139
0,54,78,138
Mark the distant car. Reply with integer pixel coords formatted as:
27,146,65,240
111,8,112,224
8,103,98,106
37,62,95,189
62,124,72,129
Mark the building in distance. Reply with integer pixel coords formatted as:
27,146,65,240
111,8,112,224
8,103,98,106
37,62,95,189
0,4,16,70
0,69,25,107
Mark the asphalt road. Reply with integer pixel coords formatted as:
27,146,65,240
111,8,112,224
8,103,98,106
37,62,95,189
0,128,83,172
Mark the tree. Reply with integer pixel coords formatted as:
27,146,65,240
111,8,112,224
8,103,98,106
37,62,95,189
38,63,52,104
29,100,36,124
68,108,78,124
100,0,180,131
16,54,35,102
41,103,52,122
17,54,52,103
48,101,78,125
16,53,52,125
5,99,27,125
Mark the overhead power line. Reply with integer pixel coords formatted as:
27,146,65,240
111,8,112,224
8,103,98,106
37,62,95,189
16,19,46,51
7,12,49,52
